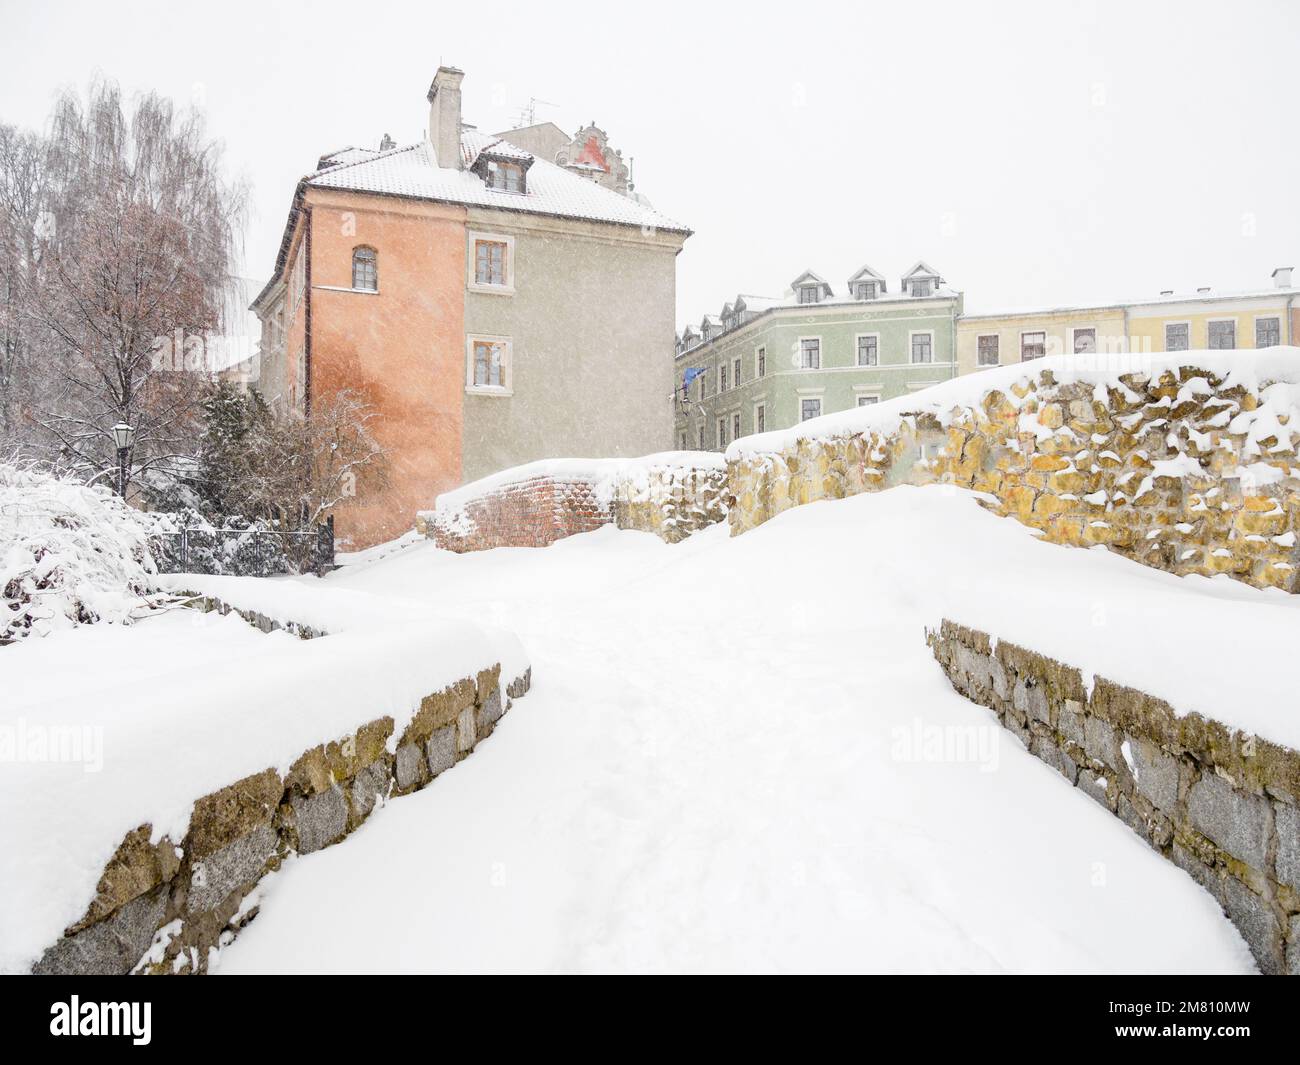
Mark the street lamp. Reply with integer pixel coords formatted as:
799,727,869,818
111,422,134,499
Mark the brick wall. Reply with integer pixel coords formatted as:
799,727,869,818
419,454,728,553
424,476,614,552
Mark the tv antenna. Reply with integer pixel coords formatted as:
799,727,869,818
515,97,558,127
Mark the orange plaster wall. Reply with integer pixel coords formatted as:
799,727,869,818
305,190,467,548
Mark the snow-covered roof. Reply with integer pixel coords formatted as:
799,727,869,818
308,129,689,234
966,285,1300,321
902,260,943,281
790,269,833,296
317,146,382,168
848,264,887,289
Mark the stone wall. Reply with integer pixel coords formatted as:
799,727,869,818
928,618,1300,975
728,363,1300,592
419,453,727,553
31,598,532,976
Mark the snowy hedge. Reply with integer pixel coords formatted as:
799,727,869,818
0,465,165,642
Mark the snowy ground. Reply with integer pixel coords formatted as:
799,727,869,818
214,488,1266,974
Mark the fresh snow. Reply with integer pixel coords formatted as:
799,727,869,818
726,346,1300,463
0,585,525,974
215,488,1265,974
429,450,725,515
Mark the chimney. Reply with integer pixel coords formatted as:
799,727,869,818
427,66,465,169
1197,286,1211,294
1159,289,1173,296
1273,266,1294,289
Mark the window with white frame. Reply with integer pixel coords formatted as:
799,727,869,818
857,395,880,406
1165,322,1189,351
475,240,507,285
485,160,524,193
856,335,878,366
854,281,877,300
977,334,999,366
798,284,821,304
469,233,514,291
719,363,728,392
466,335,512,392
910,279,932,297
800,397,822,422
755,404,765,433
1257,317,1281,347
733,357,742,388
911,332,933,363
756,346,766,378
800,338,820,369
1208,320,1236,349
351,246,377,291
1073,328,1096,354
732,412,741,441
1021,331,1047,360
717,418,727,448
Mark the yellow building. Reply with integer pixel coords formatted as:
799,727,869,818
957,266,1299,375
1127,282,1297,354
957,305,1127,375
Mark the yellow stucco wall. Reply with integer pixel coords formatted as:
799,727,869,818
1127,295,1296,353
956,308,1127,375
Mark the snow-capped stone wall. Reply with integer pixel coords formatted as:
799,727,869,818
929,619,1300,975
727,350,1300,593
419,452,727,552
26,593,531,976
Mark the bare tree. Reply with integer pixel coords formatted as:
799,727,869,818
249,389,388,531
0,124,49,448
5,80,246,494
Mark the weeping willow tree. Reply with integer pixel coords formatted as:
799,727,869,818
0,80,247,496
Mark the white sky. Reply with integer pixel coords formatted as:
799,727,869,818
3,0,1298,327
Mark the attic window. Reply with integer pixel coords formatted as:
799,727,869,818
486,160,525,193
854,282,877,300
910,279,932,297
798,285,821,305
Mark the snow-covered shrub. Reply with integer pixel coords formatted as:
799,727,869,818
144,509,322,577
0,464,165,642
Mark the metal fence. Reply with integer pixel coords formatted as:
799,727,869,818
151,518,334,576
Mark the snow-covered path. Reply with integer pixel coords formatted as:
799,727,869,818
218,490,1255,974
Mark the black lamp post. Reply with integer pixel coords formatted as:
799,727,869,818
111,422,134,499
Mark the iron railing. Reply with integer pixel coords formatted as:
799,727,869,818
151,518,334,576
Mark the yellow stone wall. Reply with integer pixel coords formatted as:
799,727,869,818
728,366,1300,593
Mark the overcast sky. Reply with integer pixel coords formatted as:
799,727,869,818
4,0,1298,328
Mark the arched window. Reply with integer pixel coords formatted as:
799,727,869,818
352,246,377,291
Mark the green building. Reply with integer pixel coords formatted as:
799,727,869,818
673,262,962,450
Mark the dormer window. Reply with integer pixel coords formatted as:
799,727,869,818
798,285,821,305
485,160,524,193
910,279,932,297
854,281,877,300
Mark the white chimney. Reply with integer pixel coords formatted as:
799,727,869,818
1273,266,1294,289
427,66,465,169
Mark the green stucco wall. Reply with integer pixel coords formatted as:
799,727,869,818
674,295,962,450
